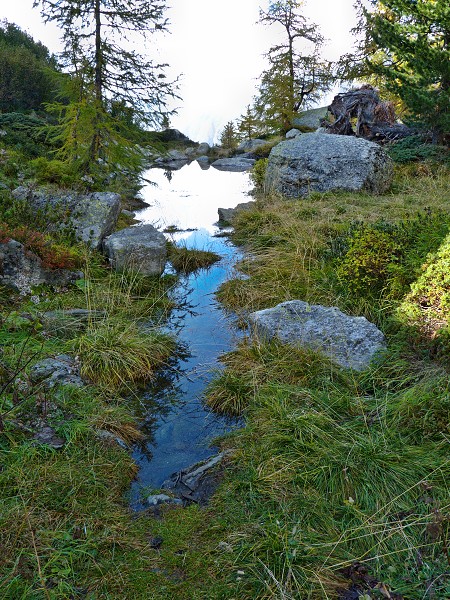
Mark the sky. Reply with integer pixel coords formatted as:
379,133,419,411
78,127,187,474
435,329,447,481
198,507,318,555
1,0,359,143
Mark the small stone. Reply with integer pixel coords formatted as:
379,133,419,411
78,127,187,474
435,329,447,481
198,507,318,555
149,535,164,549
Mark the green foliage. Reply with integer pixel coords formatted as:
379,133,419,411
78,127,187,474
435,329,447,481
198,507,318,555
237,105,261,141
388,135,449,163
249,158,268,191
255,1,333,133
360,0,450,141
0,21,60,112
167,242,221,274
337,227,401,296
75,321,174,388
219,121,239,150
0,112,54,158
28,156,79,187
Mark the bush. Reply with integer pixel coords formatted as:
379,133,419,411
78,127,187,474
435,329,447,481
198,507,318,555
388,135,449,164
28,157,78,187
250,158,268,191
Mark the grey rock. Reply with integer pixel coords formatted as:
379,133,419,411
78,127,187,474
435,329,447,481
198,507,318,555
248,300,386,371
292,106,329,130
286,128,302,139
211,157,255,172
196,155,210,163
29,354,85,388
162,451,230,506
0,240,80,294
147,494,183,507
121,209,136,218
265,133,393,197
96,429,128,449
11,187,121,249
103,224,167,275
197,142,210,155
33,425,65,449
218,201,254,225
237,139,267,153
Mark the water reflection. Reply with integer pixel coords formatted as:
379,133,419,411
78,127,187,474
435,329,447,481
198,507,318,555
129,164,250,508
138,161,252,234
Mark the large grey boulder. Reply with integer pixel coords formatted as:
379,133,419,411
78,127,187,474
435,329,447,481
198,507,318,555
103,224,167,275
197,142,210,155
248,300,386,371
292,106,329,130
0,240,81,295
237,138,267,154
286,128,302,139
211,157,255,172
12,187,121,249
265,133,393,197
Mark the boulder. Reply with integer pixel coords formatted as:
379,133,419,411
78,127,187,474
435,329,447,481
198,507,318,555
218,201,254,225
103,224,167,275
211,157,255,172
286,128,302,139
29,354,85,388
292,106,329,130
248,300,386,371
0,240,81,295
197,142,210,155
265,133,393,197
12,187,121,249
237,138,267,153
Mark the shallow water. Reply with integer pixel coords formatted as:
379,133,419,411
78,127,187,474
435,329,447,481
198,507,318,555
129,162,252,508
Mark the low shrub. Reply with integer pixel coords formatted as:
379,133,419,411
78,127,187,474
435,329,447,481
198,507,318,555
167,242,221,274
388,135,449,164
28,156,78,187
249,158,268,191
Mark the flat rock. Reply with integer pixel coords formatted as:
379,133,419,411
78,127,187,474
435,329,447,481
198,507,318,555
103,224,167,275
248,300,386,371
265,133,393,197
29,354,85,388
211,157,255,172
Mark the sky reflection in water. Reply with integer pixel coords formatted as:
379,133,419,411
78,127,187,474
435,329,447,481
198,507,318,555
129,163,252,508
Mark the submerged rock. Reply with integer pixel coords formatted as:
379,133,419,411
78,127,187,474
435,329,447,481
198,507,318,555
162,451,230,506
103,224,167,275
265,133,393,197
248,300,386,371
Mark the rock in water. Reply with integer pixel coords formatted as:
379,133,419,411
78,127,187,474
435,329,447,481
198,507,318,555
265,133,393,197
103,224,167,275
248,300,386,371
211,157,255,172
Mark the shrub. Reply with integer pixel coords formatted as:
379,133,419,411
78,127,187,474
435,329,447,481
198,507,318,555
388,135,449,164
249,158,268,191
28,157,78,187
337,227,401,296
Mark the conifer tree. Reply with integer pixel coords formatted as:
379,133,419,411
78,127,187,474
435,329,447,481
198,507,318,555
35,0,178,172
220,121,239,150
356,0,450,142
237,105,260,141
255,0,333,133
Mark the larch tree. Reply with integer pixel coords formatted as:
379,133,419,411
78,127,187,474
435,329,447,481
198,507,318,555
35,0,178,172
255,0,333,133
353,0,450,143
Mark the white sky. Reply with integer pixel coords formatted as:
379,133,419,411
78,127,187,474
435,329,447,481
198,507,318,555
1,0,358,143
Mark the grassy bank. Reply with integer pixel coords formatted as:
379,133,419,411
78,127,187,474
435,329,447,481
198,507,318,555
1,160,450,599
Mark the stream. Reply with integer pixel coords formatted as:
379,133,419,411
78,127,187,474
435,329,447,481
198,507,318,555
129,162,252,509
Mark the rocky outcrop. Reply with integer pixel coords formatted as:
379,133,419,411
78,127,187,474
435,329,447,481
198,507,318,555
211,157,255,172
265,133,393,198
103,224,167,275
0,240,81,295
248,300,386,371
12,187,121,249
217,202,254,225
153,149,190,169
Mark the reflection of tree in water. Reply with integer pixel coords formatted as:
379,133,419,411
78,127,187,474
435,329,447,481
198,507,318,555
130,342,191,460
163,169,173,182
